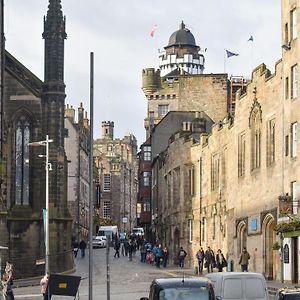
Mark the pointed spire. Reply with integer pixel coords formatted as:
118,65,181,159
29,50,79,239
43,0,67,41
180,21,185,30
43,0,66,82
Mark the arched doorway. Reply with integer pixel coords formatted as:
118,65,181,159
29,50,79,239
263,214,276,279
173,228,180,264
237,221,247,256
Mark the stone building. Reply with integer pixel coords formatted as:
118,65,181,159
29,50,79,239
150,0,300,283
151,111,213,264
93,121,138,233
65,103,91,241
0,0,73,278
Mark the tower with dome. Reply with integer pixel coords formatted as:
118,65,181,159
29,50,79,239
159,21,205,77
142,22,228,138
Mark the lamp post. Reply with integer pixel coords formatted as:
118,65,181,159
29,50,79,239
28,135,53,274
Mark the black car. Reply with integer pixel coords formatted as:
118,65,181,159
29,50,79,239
275,287,300,300
140,277,215,300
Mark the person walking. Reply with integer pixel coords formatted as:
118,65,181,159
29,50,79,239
140,243,147,263
239,247,250,272
1,262,14,300
73,240,79,258
79,239,87,258
128,240,134,261
178,246,187,268
40,273,49,300
216,249,227,272
204,246,215,273
114,239,121,258
196,247,205,274
162,246,169,268
155,244,163,268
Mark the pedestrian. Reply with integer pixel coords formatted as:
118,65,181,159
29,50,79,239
177,246,187,268
114,239,121,258
40,273,50,300
140,243,147,263
216,249,227,272
155,244,163,268
1,262,15,300
196,247,205,274
128,240,134,261
73,240,79,258
162,246,169,268
204,246,215,273
239,247,250,272
79,239,87,258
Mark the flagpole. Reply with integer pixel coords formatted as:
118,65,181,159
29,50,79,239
224,49,226,73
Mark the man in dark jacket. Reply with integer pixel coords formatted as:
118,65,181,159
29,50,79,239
114,239,121,258
204,246,215,273
196,247,205,274
79,239,87,258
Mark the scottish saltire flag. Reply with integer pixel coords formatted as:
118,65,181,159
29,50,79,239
150,24,157,37
226,50,239,58
248,35,254,42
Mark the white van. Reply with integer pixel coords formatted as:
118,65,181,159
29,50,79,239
97,225,118,242
132,227,144,236
206,272,269,300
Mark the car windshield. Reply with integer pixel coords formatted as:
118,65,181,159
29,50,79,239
282,294,300,299
159,286,208,300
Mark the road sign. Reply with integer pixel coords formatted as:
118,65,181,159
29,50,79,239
122,217,128,223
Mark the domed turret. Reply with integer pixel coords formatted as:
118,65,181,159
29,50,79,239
159,21,205,77
166,21,197,49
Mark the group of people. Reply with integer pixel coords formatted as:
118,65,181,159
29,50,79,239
195,246,250,274
112,234,170,268
72,239,87,258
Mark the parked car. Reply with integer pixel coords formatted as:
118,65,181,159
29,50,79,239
275,287,300,299
140,277,215,300
92,236,107,248
206,272,268,300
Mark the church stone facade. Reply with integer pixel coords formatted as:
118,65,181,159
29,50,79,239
0,0,73,278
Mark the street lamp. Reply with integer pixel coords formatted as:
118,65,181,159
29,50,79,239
28,134,53,274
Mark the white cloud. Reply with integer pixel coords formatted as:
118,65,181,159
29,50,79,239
5,0,281,146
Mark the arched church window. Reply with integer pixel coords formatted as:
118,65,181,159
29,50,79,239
249,101,262,171
15,119,30,206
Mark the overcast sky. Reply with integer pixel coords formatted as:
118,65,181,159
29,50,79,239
4,0,281,146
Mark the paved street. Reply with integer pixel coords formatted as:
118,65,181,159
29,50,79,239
7,247,287,299
12,248,176,300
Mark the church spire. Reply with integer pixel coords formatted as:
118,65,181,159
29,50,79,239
43,0,67,82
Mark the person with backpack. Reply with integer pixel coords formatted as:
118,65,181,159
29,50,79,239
178,246,187,268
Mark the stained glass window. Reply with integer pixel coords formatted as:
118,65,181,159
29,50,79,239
15,118,30,206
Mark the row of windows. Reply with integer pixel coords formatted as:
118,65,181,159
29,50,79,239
238,121,297,178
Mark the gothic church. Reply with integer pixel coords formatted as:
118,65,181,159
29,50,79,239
0,0,73,278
